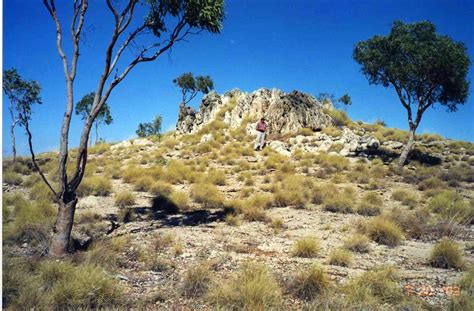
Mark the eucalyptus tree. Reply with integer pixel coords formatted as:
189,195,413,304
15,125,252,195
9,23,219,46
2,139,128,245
3,68,42,162
136,115,162,138
37,0,224,256
173,72,214,104
353,21,470,167
75,92,113,145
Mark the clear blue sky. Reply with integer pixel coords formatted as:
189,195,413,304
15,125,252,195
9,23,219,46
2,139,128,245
3,0,474,156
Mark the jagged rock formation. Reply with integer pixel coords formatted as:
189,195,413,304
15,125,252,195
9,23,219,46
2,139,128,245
176,88,333,136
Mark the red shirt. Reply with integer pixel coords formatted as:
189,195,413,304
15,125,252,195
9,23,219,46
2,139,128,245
256,121,267,132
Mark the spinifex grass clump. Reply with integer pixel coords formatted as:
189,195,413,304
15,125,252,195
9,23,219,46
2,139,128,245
328,248,353,267
191,183,225,208
391,188,418,209
293,237,320,258
343,234,371,253
182,262,213,297
428,237,465,269
208,262,282,310
290,264,330,301
360,217,403,247
77,176,112,196
115,191,136,208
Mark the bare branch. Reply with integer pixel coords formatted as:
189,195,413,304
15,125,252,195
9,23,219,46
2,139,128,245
70,0,88,80
22,114,58,198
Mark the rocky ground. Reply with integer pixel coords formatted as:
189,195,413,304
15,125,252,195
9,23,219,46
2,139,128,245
3,90,474,310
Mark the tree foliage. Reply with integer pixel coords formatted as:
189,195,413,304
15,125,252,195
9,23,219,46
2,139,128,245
353,20,470,166
173,72,214,104
338,94,352,107
136,115,162,138
75,92,113,144
3,68,42,161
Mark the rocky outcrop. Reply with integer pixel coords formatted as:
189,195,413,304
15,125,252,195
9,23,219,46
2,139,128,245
176,88,333,136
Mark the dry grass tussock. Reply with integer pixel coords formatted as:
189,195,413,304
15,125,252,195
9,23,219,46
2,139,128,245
428,237,465,269
293,236,320,257
359,216,403,247
208,262,282,310
290,264,330,301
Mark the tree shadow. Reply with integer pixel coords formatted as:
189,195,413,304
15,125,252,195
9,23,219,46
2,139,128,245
363,147,441,166
120,194,228,228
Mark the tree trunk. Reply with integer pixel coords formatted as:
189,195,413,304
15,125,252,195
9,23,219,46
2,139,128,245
49,196,78,257
398,128,416,167
95,121,99,145
10,122,16,163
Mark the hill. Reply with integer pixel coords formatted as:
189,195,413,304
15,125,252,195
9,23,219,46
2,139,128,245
2,89,474,309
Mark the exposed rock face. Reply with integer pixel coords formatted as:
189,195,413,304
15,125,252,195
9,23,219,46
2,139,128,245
176,88,333,136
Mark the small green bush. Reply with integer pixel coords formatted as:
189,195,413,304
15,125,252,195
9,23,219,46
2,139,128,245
293,237,320,258
429,237,465,269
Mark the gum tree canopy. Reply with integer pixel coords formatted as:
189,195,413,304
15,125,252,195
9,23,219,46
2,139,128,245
39,0,224,257
353,20,470,167
173,72,214,104
75,92,113,145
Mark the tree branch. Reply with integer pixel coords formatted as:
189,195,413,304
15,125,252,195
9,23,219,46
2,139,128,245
22,114,58,199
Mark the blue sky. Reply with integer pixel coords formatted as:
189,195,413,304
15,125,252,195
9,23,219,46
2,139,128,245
3,0,474,156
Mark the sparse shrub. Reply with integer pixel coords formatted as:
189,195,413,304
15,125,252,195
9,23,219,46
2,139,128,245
169,191,190,211
290,264,330,301
191,183,225,208
328,249,352,267
78,176,112,196
115,191,136,208
293,237,320,257
149,180,173,196
182,262,212,297
209,262,282,310
429,237,465,269
3,171,23,185
362,217,403,247
391,188,418,208
343,234,371,253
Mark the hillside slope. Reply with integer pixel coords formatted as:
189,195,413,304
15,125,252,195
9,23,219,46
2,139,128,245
3,89,474,309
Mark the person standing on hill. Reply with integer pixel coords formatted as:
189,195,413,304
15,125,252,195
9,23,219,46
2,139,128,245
254,117,268,151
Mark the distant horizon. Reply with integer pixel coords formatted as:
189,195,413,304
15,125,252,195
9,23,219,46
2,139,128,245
3,0,474,157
